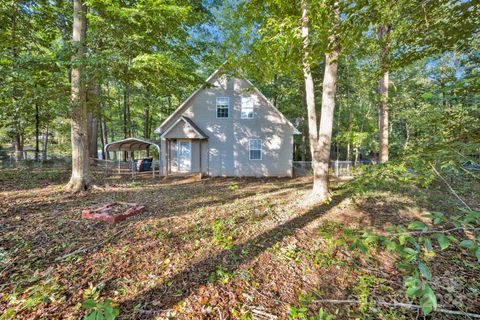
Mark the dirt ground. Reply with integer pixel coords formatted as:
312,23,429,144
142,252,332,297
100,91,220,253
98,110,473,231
0,168,478,319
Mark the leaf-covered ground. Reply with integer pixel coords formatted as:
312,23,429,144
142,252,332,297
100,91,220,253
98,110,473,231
0,168,478,319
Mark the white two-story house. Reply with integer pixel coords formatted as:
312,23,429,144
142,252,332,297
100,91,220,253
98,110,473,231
154,69,300,177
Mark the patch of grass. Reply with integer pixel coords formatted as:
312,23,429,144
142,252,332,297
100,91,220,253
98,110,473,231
208,266,234,284
211,218,236,249
1,277,64,319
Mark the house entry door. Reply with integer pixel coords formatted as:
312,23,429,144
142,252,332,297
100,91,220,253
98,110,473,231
177,141,191,171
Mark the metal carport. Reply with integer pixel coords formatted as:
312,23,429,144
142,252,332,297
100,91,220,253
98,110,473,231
104,138,162,178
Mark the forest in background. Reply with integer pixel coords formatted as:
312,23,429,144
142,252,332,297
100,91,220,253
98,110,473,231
1,0,477,167
1,1,480,318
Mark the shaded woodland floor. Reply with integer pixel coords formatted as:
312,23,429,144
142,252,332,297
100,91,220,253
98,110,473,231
0,167,479,319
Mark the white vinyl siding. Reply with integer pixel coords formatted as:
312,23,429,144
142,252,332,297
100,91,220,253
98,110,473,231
249,139,262,160
241,96,254,119
216,97,229,118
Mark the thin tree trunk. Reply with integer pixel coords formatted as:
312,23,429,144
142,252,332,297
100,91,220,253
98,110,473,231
11,0,23,164
300,0,318,164
144,103,150,157
347,109,352,161
88,113,98,158
43,124,49,160
14,134,23,163
67,0,90,192
100,86,109,160
144,105,150,139
87,85,100,158
123,87,130,160
346,56,352,162
336,97,341,161
100,115,108,160
300,86,307,162
404,122,410,150
123,88,129,139
35,104,40,162
378,25,390,163
110,125,116,160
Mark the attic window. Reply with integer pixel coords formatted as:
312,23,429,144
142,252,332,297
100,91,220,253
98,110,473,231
249,139,262,160
241,97,254,119
216,97,229,118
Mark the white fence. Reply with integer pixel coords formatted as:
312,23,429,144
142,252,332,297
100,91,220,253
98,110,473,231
0,151,72,168
293,160,376,177
92,158,162,178
0,153,162,178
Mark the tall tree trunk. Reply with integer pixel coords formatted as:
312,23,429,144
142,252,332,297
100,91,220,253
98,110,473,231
87,84,100,158
67,0,91,192
100,115,108,160
378,25,390,163
301,0,317,161
43,125,49,161
100,86,109,160
144,104,150,156
144,105,150,139
300,86,307,162
302,0,340,200
314,36,340,198
123,88,129,139
87,113,98,158
11,0,23,164
35,104,40,162
14,134,23,163
123,87,130,160
347,108,352,161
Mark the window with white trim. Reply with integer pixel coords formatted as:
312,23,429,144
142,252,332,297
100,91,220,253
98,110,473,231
241,96,254,119
249,139,262,160
216,97,229,118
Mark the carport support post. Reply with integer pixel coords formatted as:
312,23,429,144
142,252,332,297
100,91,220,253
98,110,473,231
335,160,339,177
152,159,155,178
118,158,120,174
131,160,135,178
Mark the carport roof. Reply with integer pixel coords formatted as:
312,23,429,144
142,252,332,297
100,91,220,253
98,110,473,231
105,138,160,152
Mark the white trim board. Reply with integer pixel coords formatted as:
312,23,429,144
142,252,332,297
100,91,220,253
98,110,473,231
160,116,208,139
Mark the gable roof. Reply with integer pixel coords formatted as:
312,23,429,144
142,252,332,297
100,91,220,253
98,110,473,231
154,68,300,135
154,68,222,134
160,116,208,139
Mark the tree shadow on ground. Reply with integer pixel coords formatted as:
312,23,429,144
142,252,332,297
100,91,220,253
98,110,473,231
117,190,351,318
0,177,312,284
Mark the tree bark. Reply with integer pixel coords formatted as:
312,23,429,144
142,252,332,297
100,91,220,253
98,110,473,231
66,0,91,192
87,112,98,158
300,0,318,164
14,134,23,163
35,104,40,162
378,25,390,163
144,105,150,139
313,34,340,198
300,86,307,162
144,103,150,157
11,0,23,164
87,84,100,158
123,87,130,160
301,0,340,200
100,115,108,160
43,125,49,161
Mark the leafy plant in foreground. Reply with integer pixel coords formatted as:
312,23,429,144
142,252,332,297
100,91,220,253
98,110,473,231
358,209,480,315
82,299,119,320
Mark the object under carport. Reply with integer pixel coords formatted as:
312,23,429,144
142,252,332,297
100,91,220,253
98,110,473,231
82,202,146,223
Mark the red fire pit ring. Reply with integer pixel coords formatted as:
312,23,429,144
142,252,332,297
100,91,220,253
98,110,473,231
82,202,146,223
